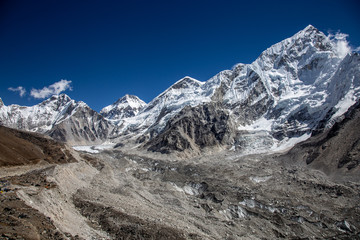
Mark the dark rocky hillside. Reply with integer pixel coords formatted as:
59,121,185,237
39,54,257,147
281,100,360,183
145,103,235,154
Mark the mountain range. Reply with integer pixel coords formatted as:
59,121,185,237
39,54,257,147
1,25,359,156
1,25,360,239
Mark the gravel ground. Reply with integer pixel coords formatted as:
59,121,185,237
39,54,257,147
0,130,359,239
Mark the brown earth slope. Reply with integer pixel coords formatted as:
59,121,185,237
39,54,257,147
0,125,75,167
0,126,78,239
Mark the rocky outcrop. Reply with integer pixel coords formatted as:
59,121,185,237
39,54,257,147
281,100,360,182
73,198,188,240
48,104,114,145
146,103,235,154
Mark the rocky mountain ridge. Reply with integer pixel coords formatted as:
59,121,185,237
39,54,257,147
281,99,360,183
0,25,359,156
137,25,360,154
0,94,114,145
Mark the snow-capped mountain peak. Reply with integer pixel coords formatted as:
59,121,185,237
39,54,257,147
1,25,359,155
0,94,77,133
100,94,146,120
120,94,146,109
0,93,114,144
138,25,360,154
239,25,349,105
38,93,74,110
170,76,204,90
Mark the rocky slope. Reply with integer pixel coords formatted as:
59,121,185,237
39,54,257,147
281,99,360,183
144,102,235,155
47,102,113,145
0,125,76,167
0,125,78,239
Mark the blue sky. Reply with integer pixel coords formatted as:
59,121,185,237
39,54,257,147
1,0,359,111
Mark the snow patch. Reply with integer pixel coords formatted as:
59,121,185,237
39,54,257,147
250,176,272,183
330,78,358,122
237,117,273,131
271,133,311,152
72,143,115,154
170,183,185,193
183,186,198,196
73,146,99,153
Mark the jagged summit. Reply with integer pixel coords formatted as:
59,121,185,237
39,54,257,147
303,24,316,30
52,93,71,100
38,93,74,109
0,98,4,108
44,93,72,102
293,24,322,38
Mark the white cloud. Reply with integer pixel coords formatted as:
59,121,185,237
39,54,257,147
334,33,351,58
30,79,72,99
8,86,26,97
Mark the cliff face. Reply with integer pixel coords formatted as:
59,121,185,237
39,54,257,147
146,103,235,154
47,104,114,145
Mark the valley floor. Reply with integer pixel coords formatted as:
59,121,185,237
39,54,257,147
1,148,359,239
